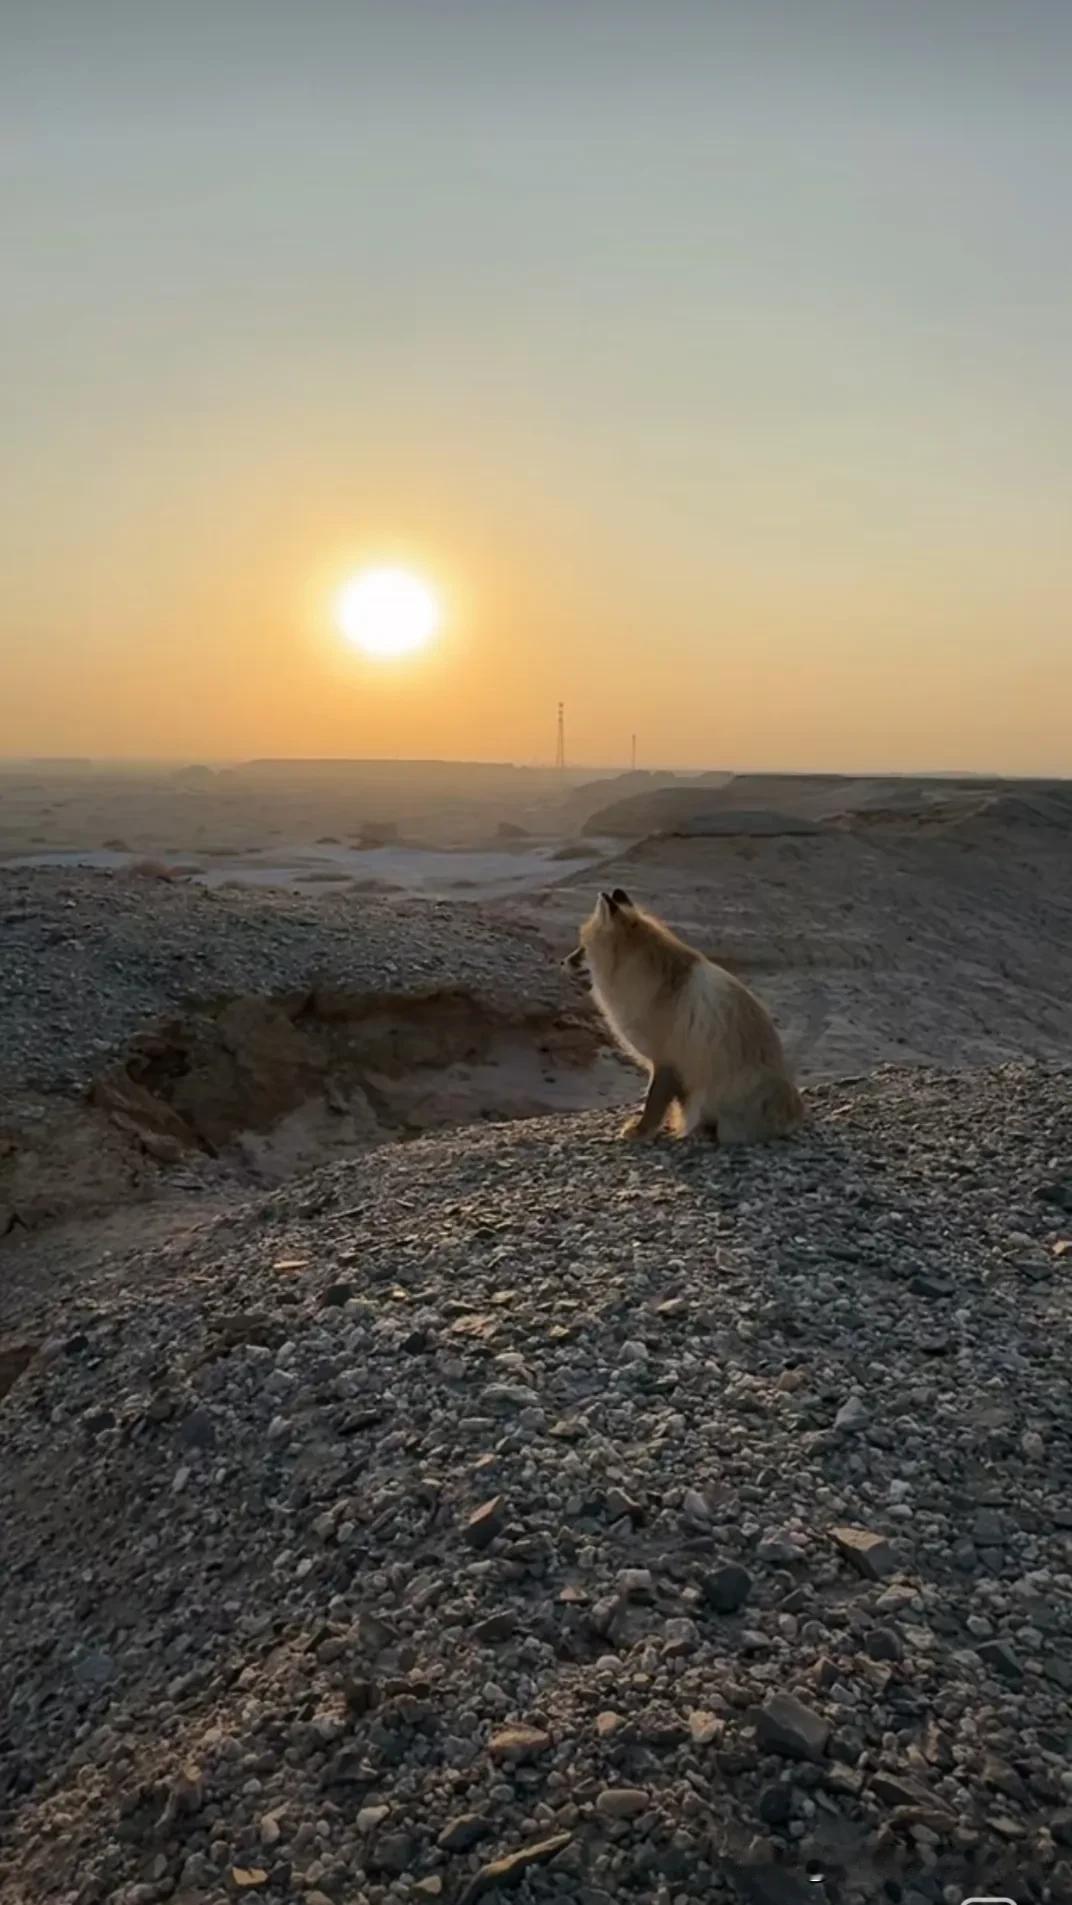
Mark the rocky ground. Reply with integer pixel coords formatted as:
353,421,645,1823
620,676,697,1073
2,1064,1071,1905
1,871,619,1234
0,872,566,1106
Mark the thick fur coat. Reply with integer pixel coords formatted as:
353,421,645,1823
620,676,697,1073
565,888,803,1143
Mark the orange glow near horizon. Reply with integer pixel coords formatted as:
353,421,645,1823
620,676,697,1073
5,6,1072,775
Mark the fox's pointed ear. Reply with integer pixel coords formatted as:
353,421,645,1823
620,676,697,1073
597,889,618,916
610,887,632,908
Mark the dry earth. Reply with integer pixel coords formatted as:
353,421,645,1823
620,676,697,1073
518,786,1072,1079
1,775,1071,1905
2,1071,1072,1905
0,870,629,1237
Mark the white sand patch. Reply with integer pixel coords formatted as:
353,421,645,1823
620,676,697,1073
3,842,600,901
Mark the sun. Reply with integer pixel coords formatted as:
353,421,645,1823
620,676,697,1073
335,566,441,659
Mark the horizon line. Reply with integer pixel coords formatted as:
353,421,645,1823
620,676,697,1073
0,753,1035,781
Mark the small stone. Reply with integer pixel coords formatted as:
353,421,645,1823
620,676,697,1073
605,1486,645,1522
757,1783,793,1825
595,1710,624,1738
638,1708,687,1746
230,1871,269,1890
826,1763,865,1797
357,1804,391,1834
865,1626,904,1662
987,1815,1024,1841
972,1508,1005,1544
755,1692,830,1762
414,1881,443,1899
488,1723,552,1763
831,1525,897,1580
371,1831,416,1873
459,1834,573,1901
910,1273,954,1298
174,1761,203,1812
178,1406,217,1449
870,1771,938,1810
595,1787,649,1820
464,1496,505,1550
682,1488,712,1524
472,1609,517,1644
588,1595,620,1638
834,1394,868,1433
983,1756,1028,1802
663,1616,700,1655
343,1676,377,1715
617,1567,653,1598
756,1529,804,1565
701,1563,752,1613
358,1610,398,1654
74,1649,117,1686
319,1280,354,1307
977,1639,1022,1682
0,1339,38,1400
687,1709,723,1745
259,1815,281,1847
438,1813,493,1852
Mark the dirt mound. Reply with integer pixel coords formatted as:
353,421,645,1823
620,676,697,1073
1,987,630,1232
666,809,821,839
579,773,1039,838
578,777,910,838
580,783,735,837
0,872,634,1233
561,770,691,830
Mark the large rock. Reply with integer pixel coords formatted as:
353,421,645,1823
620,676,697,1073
755,1692,830,1762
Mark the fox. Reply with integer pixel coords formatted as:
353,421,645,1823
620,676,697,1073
564,888,804,1144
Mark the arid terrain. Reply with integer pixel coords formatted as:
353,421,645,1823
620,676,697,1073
1,761,1071,1905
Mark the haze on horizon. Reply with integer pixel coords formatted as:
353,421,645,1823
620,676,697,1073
4,0,1071,777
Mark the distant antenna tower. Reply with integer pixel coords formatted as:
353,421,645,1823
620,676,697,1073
555,701,566,770
630,732,637,771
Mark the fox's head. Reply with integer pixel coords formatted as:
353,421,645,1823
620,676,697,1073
563,888,635,973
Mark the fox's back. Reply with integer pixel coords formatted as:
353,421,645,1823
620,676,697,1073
591,934,739,1064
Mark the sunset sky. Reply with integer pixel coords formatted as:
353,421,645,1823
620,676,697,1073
4,0,1071,773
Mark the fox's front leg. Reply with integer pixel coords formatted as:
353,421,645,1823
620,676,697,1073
620,1065,682,1140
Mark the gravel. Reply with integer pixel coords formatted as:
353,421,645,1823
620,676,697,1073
0,871,566,1103
2,1063,1071,1904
